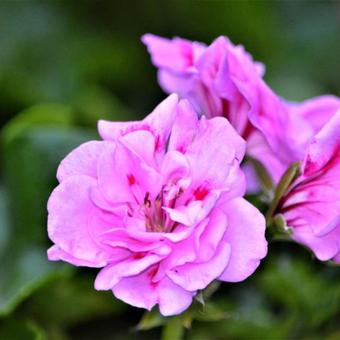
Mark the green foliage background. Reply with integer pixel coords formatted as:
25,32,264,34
0,1,339,339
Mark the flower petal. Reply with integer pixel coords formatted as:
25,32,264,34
295,95,340,134
98,94,179,151
185,116,245,187
168,99,199,152
219,197,267,282
57,141,112,182
158,277,194,316
95,254,163,290
303,110,340,176
111,268,158,311
142,34,205,73
167,241,231,291
47,176,116,266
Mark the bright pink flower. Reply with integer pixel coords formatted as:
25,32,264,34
47,94,267,315
143,34,340,185
142,34,264,136
278,110,340,262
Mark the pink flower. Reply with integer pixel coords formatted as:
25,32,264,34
142,34,314,184
142,34,264,136
245,94,340,187
143,34,340,187
278,109,340,262
47,94,267,315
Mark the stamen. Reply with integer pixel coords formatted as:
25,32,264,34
142,186,183,233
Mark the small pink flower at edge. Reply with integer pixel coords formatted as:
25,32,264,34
278,110,340,263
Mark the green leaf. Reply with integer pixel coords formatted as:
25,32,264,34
1,103,74,146
0,186,10,259
0,185,69,317
194,292,205,306
0,318,46,340
201,281,221,300
247,158,275,195
161,316,185,340
0,247,71,317
72,85,135,127
137,309,165,331
193,302,228,322
1,125,96,315
259,254,340,328
20,274,126,328
3,126,97,246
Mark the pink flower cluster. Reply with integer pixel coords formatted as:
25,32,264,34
48,33,340,315
143,34,340,263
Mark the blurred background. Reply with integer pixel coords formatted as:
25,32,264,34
0,1,339,339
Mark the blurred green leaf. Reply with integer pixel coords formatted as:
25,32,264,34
1,103,74,146
0,247,71,317
137,309,165,331
259,254,340,328
161,315,185,340
72,85,135,127
248,157,275,195
192,302,228,323
20,274,127,328
0,318,46,340
3,126,97,246
0,186,10,258
0,105,97,316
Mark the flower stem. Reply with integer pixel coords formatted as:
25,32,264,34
161,316,184,340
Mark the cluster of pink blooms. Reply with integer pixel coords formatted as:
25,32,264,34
47,34,340,316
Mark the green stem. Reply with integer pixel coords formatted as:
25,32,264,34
266,161,301,224
161,316,184,340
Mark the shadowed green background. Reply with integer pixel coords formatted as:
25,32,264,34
0,1,339,339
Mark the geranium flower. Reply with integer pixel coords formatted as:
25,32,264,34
47,94,267,315
277,110,340,262
142,34,340,185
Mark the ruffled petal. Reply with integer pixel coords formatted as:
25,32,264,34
294,95,340,134
98,94,179,152
111,268,158,311
292,224,340,261
168,99,199,152
47,176,116,266
111,270,194,316
95,254,163,290
185,116,245,187
158,277,194,316
167,241,231,291
47,245,126,268
57,141,112,182
303,110,340,176
219,198,267,282
98,141,161,203
142,34,205,73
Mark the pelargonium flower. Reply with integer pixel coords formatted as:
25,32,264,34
247,93,340,184
277,110,340,262
142,34,340,184
47,94,267,316
142,34,265,131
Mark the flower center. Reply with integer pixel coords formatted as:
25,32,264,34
143,188,180,233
